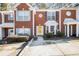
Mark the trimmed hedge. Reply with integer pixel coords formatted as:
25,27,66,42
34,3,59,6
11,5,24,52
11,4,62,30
44,33,53,38
57,31,64,37
5,36,31,43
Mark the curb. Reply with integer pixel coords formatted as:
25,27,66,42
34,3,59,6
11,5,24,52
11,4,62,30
18,38,34,56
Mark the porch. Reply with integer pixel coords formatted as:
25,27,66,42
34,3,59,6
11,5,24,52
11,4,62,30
44,20,58,35
64,18,79,37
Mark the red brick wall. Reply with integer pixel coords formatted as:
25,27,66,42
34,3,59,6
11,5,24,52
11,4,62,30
16,3,30,10
34,11,46,35
35,11,46,26
61,10,76,32
15,3,33,35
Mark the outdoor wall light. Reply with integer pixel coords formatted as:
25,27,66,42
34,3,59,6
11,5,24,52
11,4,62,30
66,11,71,16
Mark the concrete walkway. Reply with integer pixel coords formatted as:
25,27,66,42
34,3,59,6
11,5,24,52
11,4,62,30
19,37,79,56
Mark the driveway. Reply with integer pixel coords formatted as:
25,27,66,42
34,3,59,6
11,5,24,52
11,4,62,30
19,37,79,56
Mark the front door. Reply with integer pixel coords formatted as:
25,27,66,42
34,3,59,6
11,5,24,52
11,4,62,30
36,25,44,35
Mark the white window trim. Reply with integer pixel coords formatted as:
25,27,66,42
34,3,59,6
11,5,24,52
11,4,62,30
16,10,31,21
47,11,56,20
16,28,31,35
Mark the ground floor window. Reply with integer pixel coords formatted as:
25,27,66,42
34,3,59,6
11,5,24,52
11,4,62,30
16,28,31,36
50,26,54,32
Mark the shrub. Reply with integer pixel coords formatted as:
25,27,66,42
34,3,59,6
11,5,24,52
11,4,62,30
44,33,53,38
57,31,64,37
5,37,29,43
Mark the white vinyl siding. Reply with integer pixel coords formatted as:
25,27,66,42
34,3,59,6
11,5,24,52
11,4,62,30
16,28,31,35
16,11,31,21
47,12,56,20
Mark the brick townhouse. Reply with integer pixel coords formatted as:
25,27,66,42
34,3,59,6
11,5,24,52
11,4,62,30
0,3,79,40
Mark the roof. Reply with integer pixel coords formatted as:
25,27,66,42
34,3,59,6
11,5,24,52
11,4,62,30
64,18,77,24
1,3,79,11
14,3,34,10
44,20,58,26
31,3,79,10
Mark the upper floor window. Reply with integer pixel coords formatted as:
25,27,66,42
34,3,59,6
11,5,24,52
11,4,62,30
16,11,31,21
47,12,56,20
8,12,14,20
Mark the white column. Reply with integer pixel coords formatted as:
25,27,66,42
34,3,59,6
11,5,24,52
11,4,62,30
33,10,35,36
2,13,4,23
0,27,2,40
76,24,79,37
65,25,66,36
70,25,73,36
54,25,57,35
48,26,51,33
45,26,47,34
67,24,69,37
59,10,61,32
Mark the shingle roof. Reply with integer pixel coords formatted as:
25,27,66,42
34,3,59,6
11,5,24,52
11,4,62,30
1,3,79,11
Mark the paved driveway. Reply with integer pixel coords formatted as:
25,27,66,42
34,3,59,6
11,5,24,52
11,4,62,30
20,37,79,56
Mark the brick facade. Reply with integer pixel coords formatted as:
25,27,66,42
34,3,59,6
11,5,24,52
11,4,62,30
0,3,78,39
61,10,76,32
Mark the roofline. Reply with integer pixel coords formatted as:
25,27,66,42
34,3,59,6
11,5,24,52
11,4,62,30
14,3,34,10
34,9,60,11
0,11,14,14
33,7,77,11
60,7,77,10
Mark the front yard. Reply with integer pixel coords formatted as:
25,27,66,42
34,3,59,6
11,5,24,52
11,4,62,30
1,36,79,56
0,35,32,56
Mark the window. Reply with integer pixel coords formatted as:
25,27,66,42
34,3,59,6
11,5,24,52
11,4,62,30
16,28,31,35
50,26,54,32
47,12,56,20
8,13,14,20
16,11,30,21
66,11,71,16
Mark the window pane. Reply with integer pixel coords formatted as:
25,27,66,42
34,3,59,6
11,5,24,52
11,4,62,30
16,28,31,35
8,13,14,20
24,29,31,35
47,12,52,16
51,26,54,32
47,12,52,20
16,11,30,21
47,16,52,20
18,11,24,16
47,12,56,20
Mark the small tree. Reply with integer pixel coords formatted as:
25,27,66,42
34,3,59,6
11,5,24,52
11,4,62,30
0,3,7,11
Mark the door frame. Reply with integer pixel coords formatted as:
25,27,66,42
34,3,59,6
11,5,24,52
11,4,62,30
36,26,44,36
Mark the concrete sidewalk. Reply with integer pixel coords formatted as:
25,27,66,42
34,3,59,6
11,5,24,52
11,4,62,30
19,37,79,56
